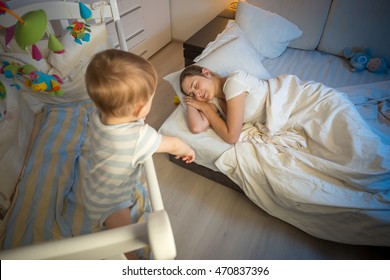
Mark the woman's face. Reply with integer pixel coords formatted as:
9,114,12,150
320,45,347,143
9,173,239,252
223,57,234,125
181,72,215,101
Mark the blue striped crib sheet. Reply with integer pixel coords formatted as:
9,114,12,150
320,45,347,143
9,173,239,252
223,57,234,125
2,100,151,250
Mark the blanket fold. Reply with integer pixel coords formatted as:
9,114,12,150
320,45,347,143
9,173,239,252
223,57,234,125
216,75,390,246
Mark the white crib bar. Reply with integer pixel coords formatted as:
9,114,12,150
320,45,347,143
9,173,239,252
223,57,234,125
0,221,148,260
144,157,165,211
109,0,128,52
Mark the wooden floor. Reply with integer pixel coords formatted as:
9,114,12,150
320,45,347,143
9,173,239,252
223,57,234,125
145,41,390,260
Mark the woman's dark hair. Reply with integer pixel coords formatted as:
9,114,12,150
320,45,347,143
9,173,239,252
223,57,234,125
179,65,205,95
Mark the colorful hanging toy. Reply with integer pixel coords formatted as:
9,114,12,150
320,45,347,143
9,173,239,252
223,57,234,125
0,0,65,60
66,2,93,45
67,21,91,44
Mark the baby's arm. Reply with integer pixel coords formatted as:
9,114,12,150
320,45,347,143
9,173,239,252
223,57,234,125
156,135,195,163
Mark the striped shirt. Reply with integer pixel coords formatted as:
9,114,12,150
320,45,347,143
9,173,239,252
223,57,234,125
82,110,162,226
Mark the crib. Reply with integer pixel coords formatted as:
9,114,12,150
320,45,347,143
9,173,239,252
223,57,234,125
0,0,176,260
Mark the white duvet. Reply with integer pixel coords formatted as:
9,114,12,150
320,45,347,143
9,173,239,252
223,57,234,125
215,75,390,246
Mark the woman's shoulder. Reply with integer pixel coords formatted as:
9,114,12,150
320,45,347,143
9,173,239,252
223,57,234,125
223,70,254,100
225,70,258,88
227,69,250,80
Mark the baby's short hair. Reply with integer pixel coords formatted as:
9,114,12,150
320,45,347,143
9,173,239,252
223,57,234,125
85,49,157,117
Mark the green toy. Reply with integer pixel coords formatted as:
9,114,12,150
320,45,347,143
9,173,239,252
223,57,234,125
343,48,388,73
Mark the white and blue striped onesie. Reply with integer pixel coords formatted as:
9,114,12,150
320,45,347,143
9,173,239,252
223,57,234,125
82,110,162,226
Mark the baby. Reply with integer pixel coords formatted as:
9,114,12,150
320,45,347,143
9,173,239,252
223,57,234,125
83,49,195,259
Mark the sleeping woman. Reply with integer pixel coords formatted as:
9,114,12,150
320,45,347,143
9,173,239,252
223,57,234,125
179,64,390,192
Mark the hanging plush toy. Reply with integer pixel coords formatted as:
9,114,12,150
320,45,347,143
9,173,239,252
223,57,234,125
66,2,93,45
67,21,91,44
26,71,64,96
0,1,64,59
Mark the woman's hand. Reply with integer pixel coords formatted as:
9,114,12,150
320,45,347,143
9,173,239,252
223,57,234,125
183,96,206,111
184,96,218,113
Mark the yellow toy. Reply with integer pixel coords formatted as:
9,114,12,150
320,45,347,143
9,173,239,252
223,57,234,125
173,95,180,105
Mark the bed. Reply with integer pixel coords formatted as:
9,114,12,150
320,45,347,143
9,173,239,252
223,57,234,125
159,0,390,246
0,0,176,260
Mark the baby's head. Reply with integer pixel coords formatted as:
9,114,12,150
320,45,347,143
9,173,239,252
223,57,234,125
85,49,157,118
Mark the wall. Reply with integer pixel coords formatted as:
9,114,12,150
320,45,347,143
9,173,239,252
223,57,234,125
6,0,233,42
169,0,232,42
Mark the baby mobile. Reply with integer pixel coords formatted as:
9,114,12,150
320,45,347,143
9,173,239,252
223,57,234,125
0,1,93,96
67,2,92,44
1,0,62,60
0,1,93,59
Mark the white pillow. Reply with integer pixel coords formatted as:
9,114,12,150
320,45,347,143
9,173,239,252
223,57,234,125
48,23,112,79
235,1,302,58
164,22,271,110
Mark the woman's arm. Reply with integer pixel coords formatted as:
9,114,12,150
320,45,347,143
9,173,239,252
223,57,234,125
183,96,218,133
186,102,210,133
186,92,247,144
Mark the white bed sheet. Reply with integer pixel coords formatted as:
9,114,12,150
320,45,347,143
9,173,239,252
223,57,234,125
262,48,390,88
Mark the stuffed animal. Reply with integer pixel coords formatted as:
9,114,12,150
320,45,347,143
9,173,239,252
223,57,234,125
0,61,37,78
25,71,64,96
343,48,388,73
0,61,20,78
0,61,37,90
67,21,91,45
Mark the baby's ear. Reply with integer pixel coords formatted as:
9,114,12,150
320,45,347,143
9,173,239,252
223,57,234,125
132,105,142,118
132,102,146,118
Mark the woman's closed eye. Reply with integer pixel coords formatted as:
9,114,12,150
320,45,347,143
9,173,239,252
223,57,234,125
190,84,199,97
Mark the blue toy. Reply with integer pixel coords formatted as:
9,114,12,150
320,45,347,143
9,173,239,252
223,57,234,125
343,48,388,73
26,71,64,96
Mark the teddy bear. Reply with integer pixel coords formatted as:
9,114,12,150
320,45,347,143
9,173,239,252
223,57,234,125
342,48,388,73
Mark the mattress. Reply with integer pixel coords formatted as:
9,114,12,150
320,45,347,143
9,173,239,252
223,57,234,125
262,48,390,88
159,48,390,171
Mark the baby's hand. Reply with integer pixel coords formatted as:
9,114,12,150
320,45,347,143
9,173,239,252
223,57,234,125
175,148,195,164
